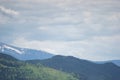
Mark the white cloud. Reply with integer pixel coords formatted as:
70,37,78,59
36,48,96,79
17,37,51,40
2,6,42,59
83,11,93,24
38,25,86,41
0,14,9,24
13,37,68,54
0,6,19,16
12,35,120,61
108,13,120,21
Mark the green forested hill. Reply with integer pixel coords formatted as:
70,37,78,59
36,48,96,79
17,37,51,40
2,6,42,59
0,53,78,80
28,55,120,80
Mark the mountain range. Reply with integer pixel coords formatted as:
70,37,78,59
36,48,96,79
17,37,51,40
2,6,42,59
0,53,78,80
28,55,120,80
94,60,120,67
0,42,54,60
0,42,120,80
0,42,119,66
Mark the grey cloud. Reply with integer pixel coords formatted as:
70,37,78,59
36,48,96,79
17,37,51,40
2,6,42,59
0,0,120,60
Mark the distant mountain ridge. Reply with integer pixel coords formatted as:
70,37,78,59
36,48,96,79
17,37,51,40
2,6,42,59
28,55,120,80
0,42,54,60
94,60,120,67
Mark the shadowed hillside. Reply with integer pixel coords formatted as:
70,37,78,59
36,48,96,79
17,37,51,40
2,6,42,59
28,55,120,80
0,53,78,80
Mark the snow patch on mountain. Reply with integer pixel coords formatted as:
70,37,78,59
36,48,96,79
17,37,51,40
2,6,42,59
2,45,23,54
0,42,54,60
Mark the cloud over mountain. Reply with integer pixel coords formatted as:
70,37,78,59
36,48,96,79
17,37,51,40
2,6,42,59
0,0,120,61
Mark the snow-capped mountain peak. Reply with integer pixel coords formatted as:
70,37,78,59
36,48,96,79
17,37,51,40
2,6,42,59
0,42,24,54
0,42,54,60
2,45,23,54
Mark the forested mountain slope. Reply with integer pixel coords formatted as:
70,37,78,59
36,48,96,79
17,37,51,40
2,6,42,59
0,53,78,80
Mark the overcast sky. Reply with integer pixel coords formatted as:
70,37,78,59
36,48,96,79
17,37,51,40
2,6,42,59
0,0,120,61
